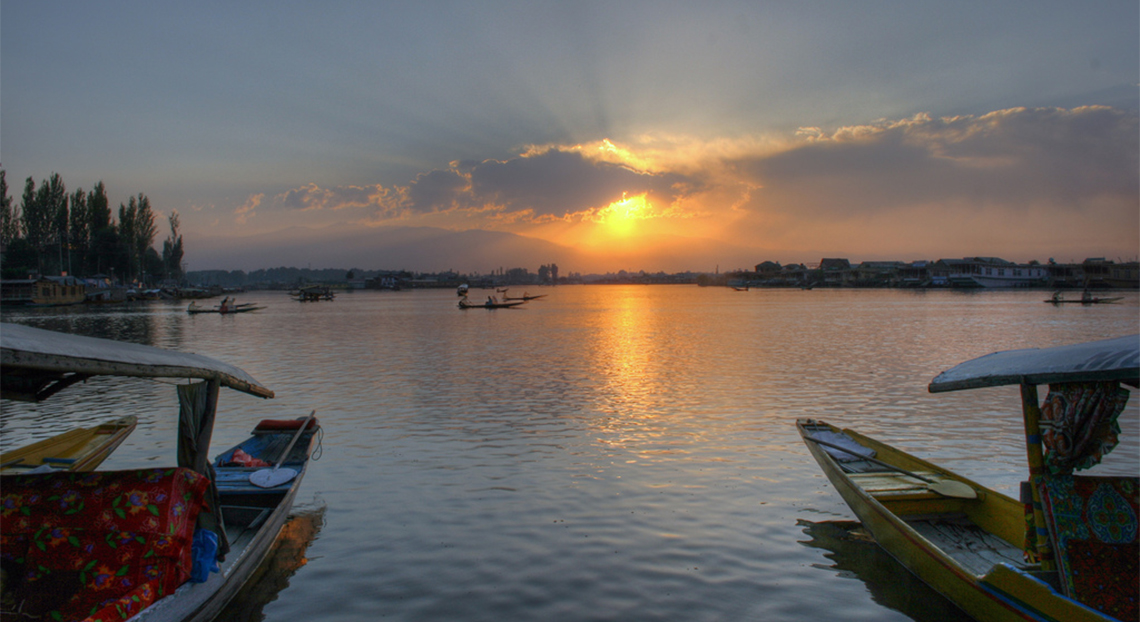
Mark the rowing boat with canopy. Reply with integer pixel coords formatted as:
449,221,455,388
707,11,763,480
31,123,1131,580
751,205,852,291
799,334,1139,622
0,323,321,622
0,416,137,473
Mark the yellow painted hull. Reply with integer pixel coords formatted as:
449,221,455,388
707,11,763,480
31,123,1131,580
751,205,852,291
798,419,1119,622
0,416,137,472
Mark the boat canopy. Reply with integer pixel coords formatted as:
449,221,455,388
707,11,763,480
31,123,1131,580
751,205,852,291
928,334,1139,393
1,322,274,401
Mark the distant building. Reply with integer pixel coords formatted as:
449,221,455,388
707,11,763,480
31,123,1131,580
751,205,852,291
1,276,86,306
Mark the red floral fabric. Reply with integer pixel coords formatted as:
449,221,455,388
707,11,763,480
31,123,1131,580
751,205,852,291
1038,475,1139,621
1040,382,1128,474
1,468,208,621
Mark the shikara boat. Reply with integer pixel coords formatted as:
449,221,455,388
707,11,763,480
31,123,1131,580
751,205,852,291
0,415,137,473
503,292,547,301
458,296,525,309
186,301,264,314
0,323,321,622
800,334,1139,622
1045,294,1124,305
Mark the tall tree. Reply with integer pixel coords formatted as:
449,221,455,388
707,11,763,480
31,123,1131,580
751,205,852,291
21,177,53,273
162,210,184,283
45,174,69,274
86,182,114,275
0,170,19,246
118,199,137,281
119,193,157,283
69,187,90,275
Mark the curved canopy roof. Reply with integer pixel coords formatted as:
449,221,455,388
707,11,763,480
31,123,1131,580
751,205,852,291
929,334,1140,393
1,323,274,401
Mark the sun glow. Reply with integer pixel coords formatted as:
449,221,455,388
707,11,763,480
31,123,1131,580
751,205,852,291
597,193,650,237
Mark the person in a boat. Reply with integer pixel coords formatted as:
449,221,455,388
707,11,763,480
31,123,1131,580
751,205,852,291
486,296,494,306
1051,291,1062,302
1081,289,1092,302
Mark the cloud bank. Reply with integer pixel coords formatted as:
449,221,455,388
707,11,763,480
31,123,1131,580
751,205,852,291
203,106,1137,271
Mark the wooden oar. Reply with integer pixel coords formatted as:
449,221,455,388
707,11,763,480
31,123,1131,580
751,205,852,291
805,435,977,499
250,411,316,488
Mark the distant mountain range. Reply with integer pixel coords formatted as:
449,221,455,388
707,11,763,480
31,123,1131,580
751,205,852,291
186,225,763,274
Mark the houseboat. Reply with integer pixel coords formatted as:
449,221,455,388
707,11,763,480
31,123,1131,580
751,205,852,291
0,276,86,306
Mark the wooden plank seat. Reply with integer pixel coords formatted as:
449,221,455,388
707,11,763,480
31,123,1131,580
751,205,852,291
0,468,209,621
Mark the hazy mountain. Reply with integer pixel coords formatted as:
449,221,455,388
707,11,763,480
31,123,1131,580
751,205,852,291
187,225,764,274
188,226,581,273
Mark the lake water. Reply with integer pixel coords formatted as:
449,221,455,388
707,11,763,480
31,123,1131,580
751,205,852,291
2,287,1137,622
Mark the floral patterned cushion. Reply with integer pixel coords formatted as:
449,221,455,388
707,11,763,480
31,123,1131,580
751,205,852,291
1,468,208,621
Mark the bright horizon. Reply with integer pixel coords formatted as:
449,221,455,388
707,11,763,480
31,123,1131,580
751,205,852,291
3,3,1137,274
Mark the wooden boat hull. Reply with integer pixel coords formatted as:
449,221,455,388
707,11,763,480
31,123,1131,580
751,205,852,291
187,305,264,314
798,419,1118,622
1045,298,1123,304
0,416,136,472
135,419,320,621
458,300,525,309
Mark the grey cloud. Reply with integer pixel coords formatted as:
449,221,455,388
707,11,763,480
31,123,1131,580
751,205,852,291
464,149,693,217
737,107,1138,216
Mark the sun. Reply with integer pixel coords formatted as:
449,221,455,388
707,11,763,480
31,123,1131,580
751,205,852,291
598,193,650,237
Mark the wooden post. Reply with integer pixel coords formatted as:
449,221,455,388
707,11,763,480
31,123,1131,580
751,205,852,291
1020,382,1054,571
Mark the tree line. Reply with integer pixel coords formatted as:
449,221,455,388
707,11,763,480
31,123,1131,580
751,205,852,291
0,170,184,284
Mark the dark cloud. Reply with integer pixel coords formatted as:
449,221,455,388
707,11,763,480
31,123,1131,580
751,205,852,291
736,106,1138,216
462,149,694,217
405,169,467,211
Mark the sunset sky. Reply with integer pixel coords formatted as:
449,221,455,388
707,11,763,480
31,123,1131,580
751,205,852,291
3,2,1137,273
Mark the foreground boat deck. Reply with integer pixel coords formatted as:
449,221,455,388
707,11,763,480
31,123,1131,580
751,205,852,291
906,514,1028,575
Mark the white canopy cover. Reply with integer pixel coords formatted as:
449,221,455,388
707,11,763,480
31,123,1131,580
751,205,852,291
929,334,1140,393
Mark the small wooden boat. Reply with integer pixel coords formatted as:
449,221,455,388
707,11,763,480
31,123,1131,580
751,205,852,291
799,334,1139,622
1045,294,1124,304
503,292,547,301
187,301,265,314
1,323,319,622
290,286,335,302
0,415,137,473
458,296,525,309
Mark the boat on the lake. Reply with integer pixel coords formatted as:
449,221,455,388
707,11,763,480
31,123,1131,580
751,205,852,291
458,296,525,309
187,299,264,314
0,323,321,622
503,292,547,301
290,286,335,302
799,334,1139,622
457,284,469,297
1046,291,1124,305
0,415,137,473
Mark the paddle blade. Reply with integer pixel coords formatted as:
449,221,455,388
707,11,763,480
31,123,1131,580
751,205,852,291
250,467,298,488
929,480,977,499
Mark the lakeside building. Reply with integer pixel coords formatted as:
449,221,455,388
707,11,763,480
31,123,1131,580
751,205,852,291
745,257,1139,289
0,275,87,306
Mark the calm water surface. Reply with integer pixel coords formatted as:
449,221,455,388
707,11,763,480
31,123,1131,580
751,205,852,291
2,287,1137,621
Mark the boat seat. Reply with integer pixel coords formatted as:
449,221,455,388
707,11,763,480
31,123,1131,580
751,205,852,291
849,471,946,497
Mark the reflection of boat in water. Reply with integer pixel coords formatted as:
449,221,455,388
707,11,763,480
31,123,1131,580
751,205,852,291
798,334,1139,622
458,296,525,309
0,323,321,622
215,504,326,621
798,520,971,621
0,416,137,473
